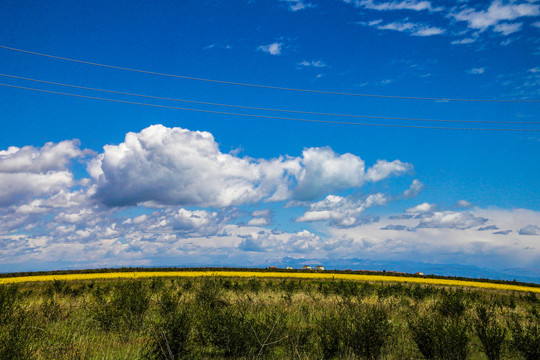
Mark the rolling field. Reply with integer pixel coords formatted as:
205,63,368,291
0,270,539,359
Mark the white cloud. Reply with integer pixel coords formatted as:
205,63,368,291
451,0,539,33
0,141,85,206
257,42,283,55
529,67,540,73
533,21,540,28
403,179,424,198
280,0,315,11
468,67,485,74
374,21,445,36
494,22,522,35
456,200,473,208
406,202,436,213
451,37,477,45
90,125,411,207
354,0,440,12
327,208,540,271
297,60,327,68
296,193,385,228
416,211,488,229
366,159,412,182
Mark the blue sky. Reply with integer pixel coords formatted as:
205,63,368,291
1,0,539,280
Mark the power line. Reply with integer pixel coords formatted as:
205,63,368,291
3,73,538,125
1,45,538,103
1,82,538,132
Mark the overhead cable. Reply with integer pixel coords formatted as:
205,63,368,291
1,45,538,103
2,74,538,125
1,82,538,132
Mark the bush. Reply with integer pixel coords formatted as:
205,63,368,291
91,280,150,331
437,289,467,318
474,305,506,360
317,307,346,359
144,291,192,360
409,312,469,360
509,310,540,360
347,303,392,359
0,284,19,326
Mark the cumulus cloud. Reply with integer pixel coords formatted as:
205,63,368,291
406,202,436,213
451,0,539,33
170,208,234,236
0,141,85,206
90,125,411,208
296,193,385,228
493,230,512,235
416,211,488,229
519,224,540,235
257,42,283,55
403,179,424,198
247,209,272,226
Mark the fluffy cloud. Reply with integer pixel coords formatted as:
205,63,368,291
246,209,272,226
0,141,85,206
90,125,411,208
406,202,436,213
402,179,424,198
257,42,283,55
451,0,539,33
416,211,488,229
296,193,385,228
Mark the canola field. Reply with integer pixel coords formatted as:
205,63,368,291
1,270,539,293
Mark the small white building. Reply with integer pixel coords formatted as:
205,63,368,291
303,265,311,270
286,266,293,270
315,266,324,270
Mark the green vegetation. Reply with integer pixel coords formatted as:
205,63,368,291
0,276,538,359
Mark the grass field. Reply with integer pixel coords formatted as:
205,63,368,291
1,270,539,359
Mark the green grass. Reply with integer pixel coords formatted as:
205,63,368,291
0,276,538,359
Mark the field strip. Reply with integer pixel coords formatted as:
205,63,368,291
0,271,538,293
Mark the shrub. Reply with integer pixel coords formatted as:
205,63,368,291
474,305,506,360
144,291,192,360
0,284,19,325
317,308,346,359
437,289,467,318
90,280,150,331
509,310,540,360
409,312,470,360
347,303,392,360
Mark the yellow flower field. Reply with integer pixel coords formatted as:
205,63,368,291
1,270,539,293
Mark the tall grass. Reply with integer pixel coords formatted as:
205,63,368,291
0,276,538,359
